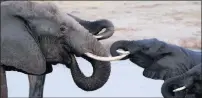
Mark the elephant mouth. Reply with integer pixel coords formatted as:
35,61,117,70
63,44,130,62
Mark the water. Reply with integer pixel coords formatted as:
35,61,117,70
6,57,163,97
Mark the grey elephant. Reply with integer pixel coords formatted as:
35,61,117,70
27,13,115,97
110,38,201,98
1,1,127,98
161,63,202,98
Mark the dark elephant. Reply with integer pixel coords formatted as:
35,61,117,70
1,1,126,98
110,38,201,98
161,63,202,98
27,13,115,97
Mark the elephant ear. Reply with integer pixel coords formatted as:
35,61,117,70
142,54,194,80
1,16,46,75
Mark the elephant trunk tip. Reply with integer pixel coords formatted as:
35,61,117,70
94,19,115,40
110,40,131,57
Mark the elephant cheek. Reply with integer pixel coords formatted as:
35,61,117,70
129,52,153,69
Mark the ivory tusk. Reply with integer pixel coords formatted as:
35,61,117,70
173,86,186,92
116,49,130,54
84,52,130,61
93,28,106,39
94,35,102,39
99,28,106,34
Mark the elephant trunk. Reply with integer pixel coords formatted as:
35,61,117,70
69,35,111,91
67,13,89,29
161,67,198,98
92,19,114,40
110,40,140,60
67,13,114,40
161,74,187,98
110,40,131,56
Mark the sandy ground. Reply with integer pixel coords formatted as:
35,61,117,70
46,1,201,50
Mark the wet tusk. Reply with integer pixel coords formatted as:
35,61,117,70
173,86,186,92
116,49,130,54
84,52,130,61
94,35,102,39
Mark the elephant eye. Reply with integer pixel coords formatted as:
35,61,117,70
60,27,66,32
60,22,68,32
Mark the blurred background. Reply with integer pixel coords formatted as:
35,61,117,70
6,1,201,97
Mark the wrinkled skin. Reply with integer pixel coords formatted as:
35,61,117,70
1,1,111,98
162,63,202,98
28,13,114,97
110,38,201,98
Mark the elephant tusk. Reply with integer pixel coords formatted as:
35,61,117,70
173,86,186,92
94,35,103,39
84,52,130,61
99,28,106,34
93,28,106,39
116,49,130,54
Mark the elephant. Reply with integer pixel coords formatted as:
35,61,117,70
109,38,201,98
1,1,127,98
27,13,115,97
161,63,202,98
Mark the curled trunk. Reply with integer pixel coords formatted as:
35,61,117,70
66,33,111,91
67,13,114,40
161,73,189,98
161,64,201,98
110,40,142,60
110,40,131,56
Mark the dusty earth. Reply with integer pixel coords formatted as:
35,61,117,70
47,1,201,51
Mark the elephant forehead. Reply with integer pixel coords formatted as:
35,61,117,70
29,19,60,36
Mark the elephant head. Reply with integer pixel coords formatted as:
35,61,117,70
110,39,201,80
161,63,202,98
110,39,201,97
1,1,127,91
67,13,114,40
